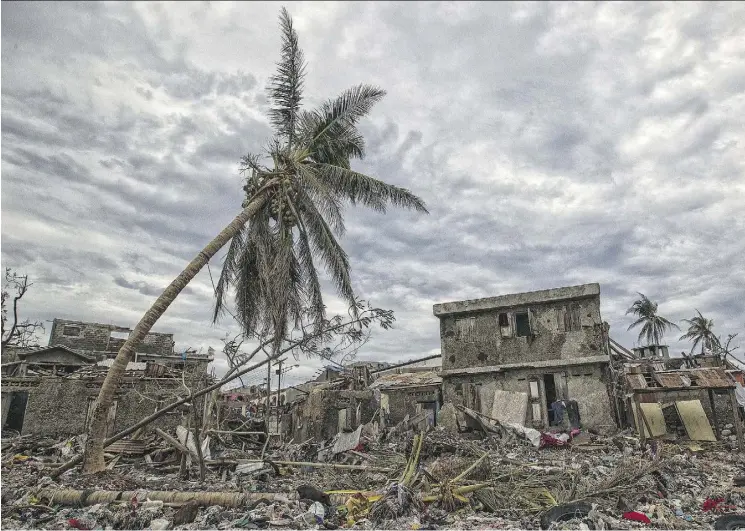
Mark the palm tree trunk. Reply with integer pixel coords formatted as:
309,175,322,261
81,193,268,474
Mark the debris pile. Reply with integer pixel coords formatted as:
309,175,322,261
2,419,745,530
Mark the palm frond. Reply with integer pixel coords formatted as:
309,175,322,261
627,317,647,332
312,163,429,213
267,7,306,145
297,84,386,164
296,163,345,235
295,189,356,312
212,225,247,323
293,207,326,334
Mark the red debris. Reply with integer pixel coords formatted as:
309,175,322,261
622,511,652,524
67,518,90,530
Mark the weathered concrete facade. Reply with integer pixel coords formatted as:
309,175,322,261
434,283,616,431
1,318,213,437
291,387,376,442
369,372,442,427
49,319,175,358
2,375,199,437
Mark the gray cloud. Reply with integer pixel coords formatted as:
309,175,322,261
3,1,744,382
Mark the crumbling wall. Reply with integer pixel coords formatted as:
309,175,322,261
18,376,201,437
293,388,376,441
442,363,614,430
439,296,604,371
382,386,439,426
22,378,90,436
644,389,739,440
1,392,11,427
49,319,174,357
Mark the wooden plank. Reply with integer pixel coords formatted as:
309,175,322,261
632,402,667,438
675,400,716,442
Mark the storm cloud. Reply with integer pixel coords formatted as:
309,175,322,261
2,2,744,386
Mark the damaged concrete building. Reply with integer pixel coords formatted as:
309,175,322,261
1,319,213,437
433,283,616,432
369,371,442,428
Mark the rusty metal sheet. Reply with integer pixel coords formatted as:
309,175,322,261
106,439,145,455
625,373,648,391
654,372,691,388
690,368,734,388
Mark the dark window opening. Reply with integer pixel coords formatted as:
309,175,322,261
498,313,509,327
3,391,29,433
515,312,531,337
62,325,81,337
544,374,558,425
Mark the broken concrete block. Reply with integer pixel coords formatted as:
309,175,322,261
149,518,171,530
437,403,460,433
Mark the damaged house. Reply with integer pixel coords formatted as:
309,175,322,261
369,371,442,428
1,319,213,438
433,283,616,432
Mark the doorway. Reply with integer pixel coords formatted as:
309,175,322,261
543,374,558,425
3,391,29,433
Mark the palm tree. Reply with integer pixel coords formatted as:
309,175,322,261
626,293,679,346
680,310,720,355
82,7,428,474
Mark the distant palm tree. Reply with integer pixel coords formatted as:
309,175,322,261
626,293,679,346
680,310,720,355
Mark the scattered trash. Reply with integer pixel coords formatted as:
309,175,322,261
2,415,744,530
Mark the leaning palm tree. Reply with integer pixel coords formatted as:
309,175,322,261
82,7,428,474
626,293,679,346
680,310,720,355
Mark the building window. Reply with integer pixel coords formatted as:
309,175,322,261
498,313,512,338
455,317,476,343
564,304,581,332
515,312,531,337
62,325,81,337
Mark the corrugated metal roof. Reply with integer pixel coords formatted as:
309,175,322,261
626,367,734,391
369,371,441,390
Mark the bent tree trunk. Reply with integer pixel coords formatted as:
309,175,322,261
82,193,269,473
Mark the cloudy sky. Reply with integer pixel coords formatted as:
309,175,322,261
2,1,744,386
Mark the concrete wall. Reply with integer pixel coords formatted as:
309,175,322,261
442,363,614,430
381,386,440,426
49,319,174,357
292,388,376,442
438,295,604,371
1,393,11,427
6,376,201,437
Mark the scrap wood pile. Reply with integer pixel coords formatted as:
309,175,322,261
3,423,745,530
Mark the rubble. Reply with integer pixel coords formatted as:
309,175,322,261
3,419,745,530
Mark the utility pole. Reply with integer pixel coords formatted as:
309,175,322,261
275,358,284,434
265,358,271,435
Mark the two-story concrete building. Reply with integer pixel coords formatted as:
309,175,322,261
433,283,616,432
